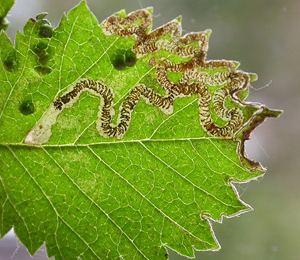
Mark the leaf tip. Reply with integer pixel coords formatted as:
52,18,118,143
175,15,183,24
231,60,240,69
75,0,90,13
145,6,154,14
79,0,88,6
204,28,212,38
249,72,258,82
116,9,127,18
35,12,48,20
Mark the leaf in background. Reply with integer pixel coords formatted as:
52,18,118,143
0,1,281,259
0,0,14,30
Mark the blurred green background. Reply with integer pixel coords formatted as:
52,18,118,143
0,0,298,259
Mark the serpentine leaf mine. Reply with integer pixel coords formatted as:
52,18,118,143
24,7,280,167
0,2,281,260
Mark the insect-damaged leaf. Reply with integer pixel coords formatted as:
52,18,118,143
0,1,281,259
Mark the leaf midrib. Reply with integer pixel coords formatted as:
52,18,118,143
1,137,247,209
0,136,223,147
1,135,250,176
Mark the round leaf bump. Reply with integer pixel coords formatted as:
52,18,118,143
19,100,35,115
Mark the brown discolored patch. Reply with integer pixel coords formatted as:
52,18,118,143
49,8,274,142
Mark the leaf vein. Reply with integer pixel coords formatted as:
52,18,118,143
87,145,212,248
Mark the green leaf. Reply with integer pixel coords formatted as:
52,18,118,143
0,0,14,18
0,0,14,30
0,1,281,259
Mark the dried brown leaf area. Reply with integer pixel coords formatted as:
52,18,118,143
27,8,278,147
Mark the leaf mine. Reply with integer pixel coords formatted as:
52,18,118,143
25,7,279,151
0,2,281,260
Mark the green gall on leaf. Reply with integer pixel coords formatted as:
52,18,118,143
33,41,48,53
34,65,52,74
125,49,137,67
39,24,53,38
35,12,48,20
3,50,18,71
111,49,137,70
111,52,127,70
19,100,35,115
